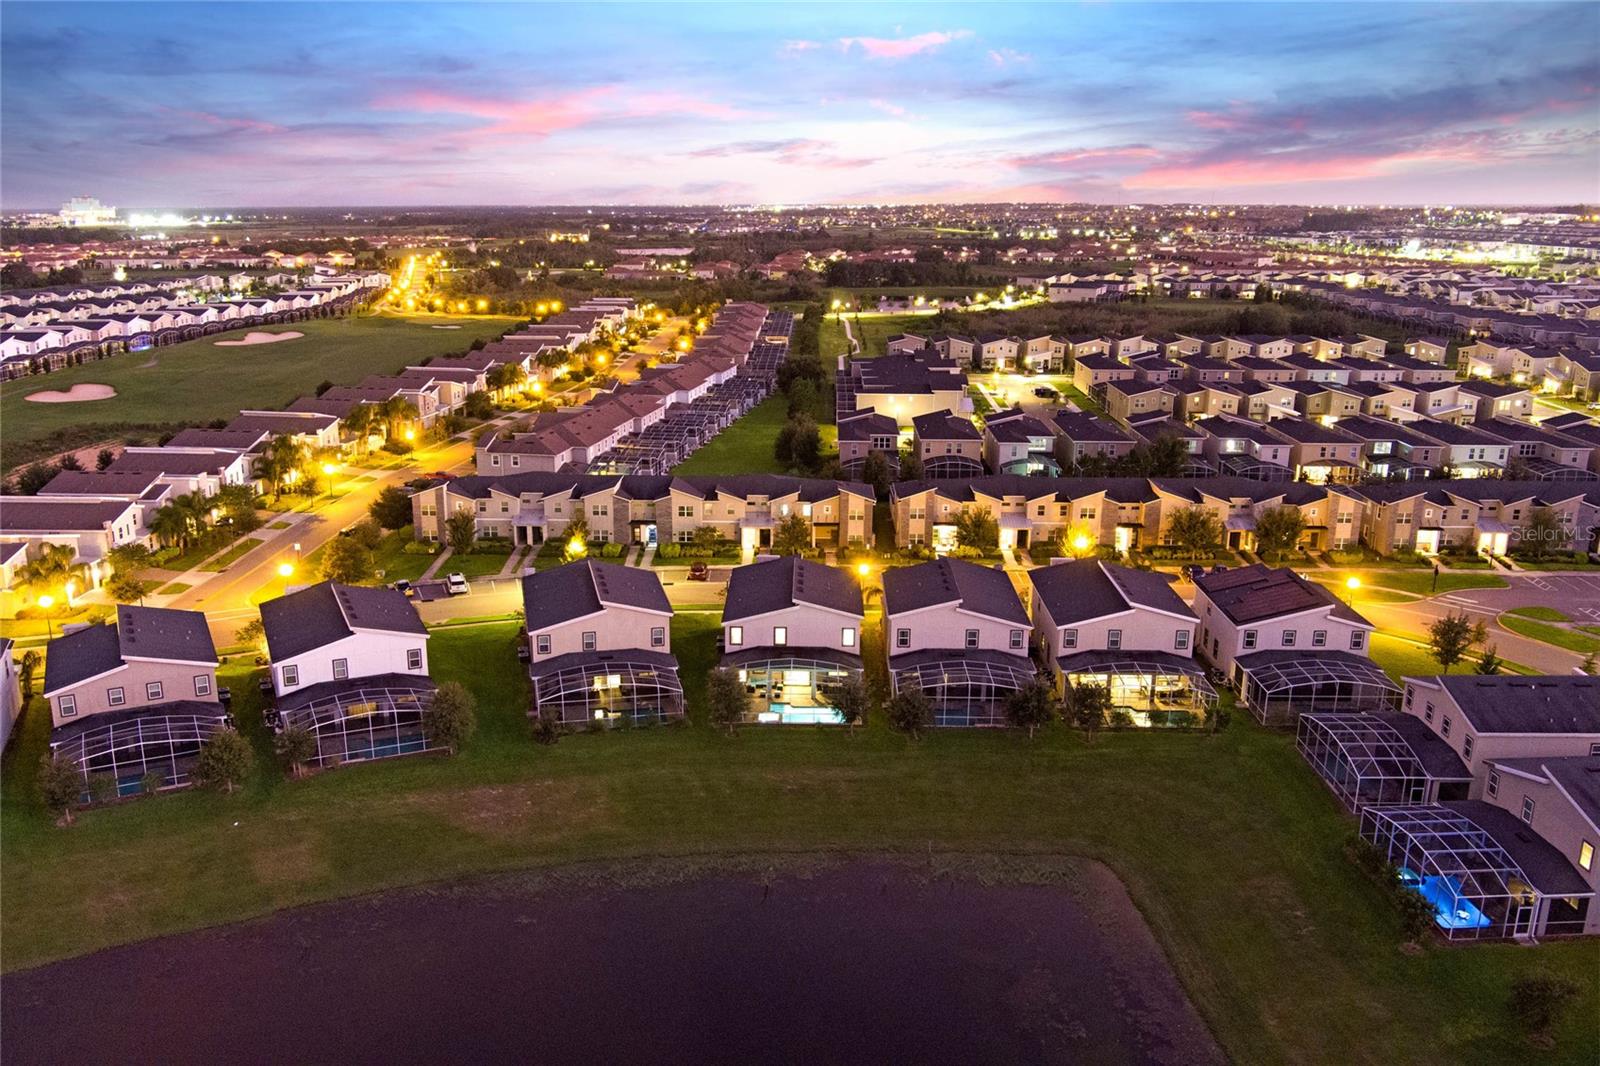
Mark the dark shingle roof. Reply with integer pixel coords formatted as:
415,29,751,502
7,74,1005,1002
881,558,1028,626
723,556,863,622
1029,559,1193,626
1436,675,1600,735
1489,757,1600,826
43,605,216,693
521,559,670,631
1196,564,1369,626
260,582,425,660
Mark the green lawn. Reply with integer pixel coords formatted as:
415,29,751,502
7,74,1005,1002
442,547,517,580
1498,613,1600,655
2,616,1594,1062
198,537,264,572
2,313,519,468
1506,606,1570,623
1328,570,1507,597
369,527,438,584
672,395,793,476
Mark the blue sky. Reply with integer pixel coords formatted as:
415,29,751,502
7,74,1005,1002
2,2,1596,207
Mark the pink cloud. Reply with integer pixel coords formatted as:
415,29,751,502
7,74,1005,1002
165,108,286,135
1012,145,1162,168
838,30,971,59
1184,107,1254,131
373,85,756,139
1126,144,1493,190
868,98,907,117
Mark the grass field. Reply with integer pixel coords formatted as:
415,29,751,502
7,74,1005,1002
1321,570,1508,598
1499,612,1600,654
671,395,838,476
1506,606,1570,623
1,614,1593,1062
1,313,519,467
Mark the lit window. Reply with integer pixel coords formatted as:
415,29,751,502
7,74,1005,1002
773,626,788,646
841,627,856,648
728,626,743,647
1580,841,1594,872
107,686,126,707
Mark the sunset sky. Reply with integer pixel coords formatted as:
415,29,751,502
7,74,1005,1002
2,2,1596,207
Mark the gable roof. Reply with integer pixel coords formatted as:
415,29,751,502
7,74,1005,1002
1029,559,1194,626
1435,675,1600,735
723,556,863,623
881,558,1028,626
521,559,670,631
1195,563,1369,626
259,581,426,661
43,605,216,694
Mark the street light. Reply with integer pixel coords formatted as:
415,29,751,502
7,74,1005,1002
278,562,296,578
1071,533,1092,556
1345,576,1361,604
38,594,56,640
856,562,872,579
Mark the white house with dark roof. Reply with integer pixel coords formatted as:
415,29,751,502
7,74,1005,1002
720,555,864,724
882,558,1035,726
521,559,681,725
43,605,230,796
1478,754,1600,936
1194,564,1394,723
1029,559,1213,726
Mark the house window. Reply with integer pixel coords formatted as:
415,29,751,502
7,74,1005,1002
107,686,126,707
651,627,666,648
1350,631,1365,650
1281,631,1296,648
1175,630,1190,651
1589,742,1600,757
146,681,164,701
1424,701,1434,723
58,694,76,717
896,628,910,649
1580,841,1594,872
281,664,300,688
728,626,744,647
965,629,979,649
1242,630,1257,650
1521,796,1535,824
582,631,597,652
406,648,423,670
1062,628,1078,649
773,626,788,646
1312,630,1327,648
1441,716,1451,738
1487,769,1499,798
536,634,551,655
841,627,856,648
1107,629,1122,651
332,658,348,681
193,675,211,697
1010,629,1024,650
1463,735,1474,761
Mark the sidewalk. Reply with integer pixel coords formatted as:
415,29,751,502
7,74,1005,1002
420,547,454,580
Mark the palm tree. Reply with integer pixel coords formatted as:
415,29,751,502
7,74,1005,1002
22,543,83,592
148,502,192,550
499,362,527,396
342,403,377,455
175,491,213,540
262,434,309,496
376,397,420,440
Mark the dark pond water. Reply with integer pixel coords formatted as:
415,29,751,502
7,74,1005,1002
1,858,1222,1065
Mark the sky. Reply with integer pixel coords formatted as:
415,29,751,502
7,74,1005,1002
2,2,1597,208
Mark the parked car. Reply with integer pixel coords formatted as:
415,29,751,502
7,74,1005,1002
1208,564,1230,574
1181,564,1205,580
1032,386,1058,399
688,560,709,580
392,579,415,598
445,573,469,595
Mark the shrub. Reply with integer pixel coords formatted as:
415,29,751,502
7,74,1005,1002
423,682,477,754
658,543,681,559
1508,973,1579,1041
192,731,254,794
600,541,624,558
37,756,83,825
87,773,118,805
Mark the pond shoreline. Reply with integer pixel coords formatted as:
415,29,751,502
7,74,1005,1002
1,853,1223,1065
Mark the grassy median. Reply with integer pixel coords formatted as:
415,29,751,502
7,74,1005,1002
1,615,1594,1063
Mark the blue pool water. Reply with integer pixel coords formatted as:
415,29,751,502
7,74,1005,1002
758,703,844,725
1397,867,1493,930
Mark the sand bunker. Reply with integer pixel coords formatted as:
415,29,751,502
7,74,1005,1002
24,383,118,403
214,331,304,347
430,324,463,330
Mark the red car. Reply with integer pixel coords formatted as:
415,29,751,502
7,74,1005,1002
688,561,709,580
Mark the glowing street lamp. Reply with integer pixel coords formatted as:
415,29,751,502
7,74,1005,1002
278,562,295,578
404,428,416,442
38,594,57,639
1344,576,1361,604
1071,533,1093,556
856,562,872,579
